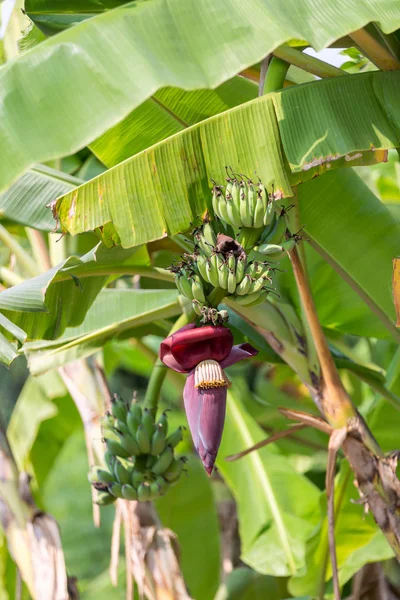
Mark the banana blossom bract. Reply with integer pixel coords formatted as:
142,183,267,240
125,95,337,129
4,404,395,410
160,324,258,475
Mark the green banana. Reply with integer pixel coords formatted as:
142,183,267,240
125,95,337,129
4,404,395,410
248,276,267,294
177,273,194,299
157,412,168,436
163,457,187,483
235,274,252,295
233,290,264,306
151,445,174,475
202,221,217,248
218,260,229,289
226,190,242,228
216,188,231,224
235,255,246,284
263,199,276,227
264,213,286,245
109,482,124,498
231,180,242,216
206,257,220,287
239,181,253,227
111,395,128,421
104,450,115,472
151,424,167,456
127,405,142,438
89,466,114,485
256,238,296,260
228,269,237,294
116,421,131,437
192,277,206,303
142,408,155,438
212,185,223,217
106,439,130,459
196,255,209,282
136,424,151,454
253,189,266,228
166,427,184,448
192,299,204,316
122,484,138,500
114,461,133,485
245,262,257,277
155,476,170,495
96,491,116,506
118,432,141,456
132,471,146,488
137,483,151,501
101,413,115,432
245,289,269,307
146,454,157,469
148,481,161,500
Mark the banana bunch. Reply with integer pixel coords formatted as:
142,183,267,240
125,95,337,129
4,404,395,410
231,258,273,307
90,396,187,505
212,176,276,230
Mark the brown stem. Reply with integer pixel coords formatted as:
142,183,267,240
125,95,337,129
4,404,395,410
289,245,356,427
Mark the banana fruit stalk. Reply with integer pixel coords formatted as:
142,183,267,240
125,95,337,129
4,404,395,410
91,398,187,504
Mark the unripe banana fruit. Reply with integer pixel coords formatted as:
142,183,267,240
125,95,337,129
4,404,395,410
92,404,187,504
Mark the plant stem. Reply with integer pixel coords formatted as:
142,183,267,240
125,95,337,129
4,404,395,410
0,266,23,287
263,56,290,94
0,223,38,277
289,245,356,427
273,45,346,78
143,311,195,414
349,28,400,70
25,228,51,272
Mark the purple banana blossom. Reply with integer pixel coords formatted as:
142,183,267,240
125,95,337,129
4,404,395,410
160,324,258,475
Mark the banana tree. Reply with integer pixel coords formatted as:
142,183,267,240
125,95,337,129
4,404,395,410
1,1,400,599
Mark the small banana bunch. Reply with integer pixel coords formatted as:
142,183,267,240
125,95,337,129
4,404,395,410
90,396,187,505
252,206,297,261
212,175,275,230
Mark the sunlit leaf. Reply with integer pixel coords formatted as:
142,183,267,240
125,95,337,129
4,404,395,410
55,72,397,248
216,384,320,577
24,288,181,374
1,0,399,191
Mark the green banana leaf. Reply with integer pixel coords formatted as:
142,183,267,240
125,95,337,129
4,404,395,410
0,164,82,231
7,373,81,486
0,242,149,343
90,77,258,168
299,168,400,341
214,567,286,600
42,430,116,580
216,384,320,577
24,288,181,374
0,312,26,365
25,0,128,36
54,71,399,248
1,0,400,191
91,69,315,170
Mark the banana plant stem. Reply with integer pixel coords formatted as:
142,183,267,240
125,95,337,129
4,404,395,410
289,245,357,427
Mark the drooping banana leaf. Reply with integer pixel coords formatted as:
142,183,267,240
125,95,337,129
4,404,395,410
1,0,400,190
0,242,149,341
0,164,82,231
55,71,399,248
